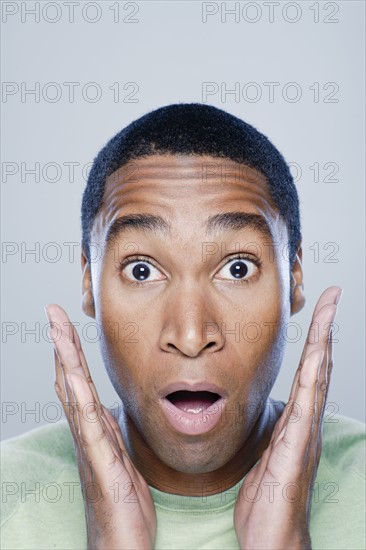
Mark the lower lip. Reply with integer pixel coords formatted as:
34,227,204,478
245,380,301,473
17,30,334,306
160,396,227,435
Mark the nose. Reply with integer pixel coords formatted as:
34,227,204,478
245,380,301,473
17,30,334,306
159,281,224,357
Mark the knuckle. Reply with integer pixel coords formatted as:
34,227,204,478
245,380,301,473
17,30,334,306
107,453,119,471
63,349,81,368
319,381,327,394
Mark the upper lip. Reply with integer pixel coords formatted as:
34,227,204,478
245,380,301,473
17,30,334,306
159,381,227,399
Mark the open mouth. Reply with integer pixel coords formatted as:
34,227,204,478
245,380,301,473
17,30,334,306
160,385,227,435
166,390,221,414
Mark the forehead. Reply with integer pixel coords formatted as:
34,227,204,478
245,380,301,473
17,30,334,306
91,154,284,245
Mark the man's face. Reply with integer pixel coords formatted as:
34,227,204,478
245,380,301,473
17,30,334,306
84,154,301,474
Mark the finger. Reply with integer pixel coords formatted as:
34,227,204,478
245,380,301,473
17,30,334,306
66,373,130,483
53,347,94,487
45,304,101,406
319,328,334,419
273,350,324,473
250,396,301,485
53,343,77,411
67,318,102,405
244,400,289,486
101,408,120,450
267,365,310,450
98,410,137,471
101,406,146,487
47,307,107,476
299,287,341,367
54,347,87,462
270,375,302,446
53,347,79,437
282,289,340,422
314,330,333,466
102,406,127,453
274,332,328,458
54,348,68,412
283,302,336,429
314,328,332,425
50,324,86,433
298,306,336,468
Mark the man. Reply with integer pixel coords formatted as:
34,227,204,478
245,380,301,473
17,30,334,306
1,103,365,549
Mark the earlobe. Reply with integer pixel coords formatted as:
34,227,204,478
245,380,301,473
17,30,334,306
81,250,95,319
290,244,305,315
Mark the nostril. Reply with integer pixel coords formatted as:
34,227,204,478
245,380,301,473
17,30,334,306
205,341,217,349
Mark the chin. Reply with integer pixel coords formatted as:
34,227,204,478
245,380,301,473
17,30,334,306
150,431,242,474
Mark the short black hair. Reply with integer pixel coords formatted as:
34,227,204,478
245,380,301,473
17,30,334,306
81,103,301,270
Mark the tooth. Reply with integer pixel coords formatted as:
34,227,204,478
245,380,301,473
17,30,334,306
185,406,204,414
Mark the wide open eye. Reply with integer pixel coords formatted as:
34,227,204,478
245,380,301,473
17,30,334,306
215,257,258,282
121,259,165,284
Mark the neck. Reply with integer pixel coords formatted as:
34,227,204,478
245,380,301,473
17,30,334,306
117,398,284,497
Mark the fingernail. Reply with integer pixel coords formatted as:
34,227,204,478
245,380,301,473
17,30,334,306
44,305,50,319
334,289,343,305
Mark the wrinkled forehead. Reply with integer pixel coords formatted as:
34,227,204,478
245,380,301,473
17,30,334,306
101,154,276,216
89,154,286,253
104,154,270,190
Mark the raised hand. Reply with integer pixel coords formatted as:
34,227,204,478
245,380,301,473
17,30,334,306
44,304,157,550
233,286,342,550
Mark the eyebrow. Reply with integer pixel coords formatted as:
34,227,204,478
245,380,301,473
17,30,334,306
206,211,273,240
104,211,273,247
105,214,171,247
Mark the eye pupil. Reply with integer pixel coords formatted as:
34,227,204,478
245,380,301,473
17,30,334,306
132,263,150,281
230,261,248,279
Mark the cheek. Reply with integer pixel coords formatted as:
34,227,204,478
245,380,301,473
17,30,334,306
229,272,287,349
94,284,158,403
251,304,290,399
227,278,289,391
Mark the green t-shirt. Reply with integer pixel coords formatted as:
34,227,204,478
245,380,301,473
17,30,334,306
1,412,365,550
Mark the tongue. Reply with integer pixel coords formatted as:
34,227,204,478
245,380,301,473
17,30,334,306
167,390,219,414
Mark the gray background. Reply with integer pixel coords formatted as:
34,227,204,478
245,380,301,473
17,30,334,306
1,1,365,440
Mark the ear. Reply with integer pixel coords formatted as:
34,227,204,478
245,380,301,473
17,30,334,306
81,249,95,318
290,242,305,316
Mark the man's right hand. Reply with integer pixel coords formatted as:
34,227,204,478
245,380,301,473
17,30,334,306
44,304,157,550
